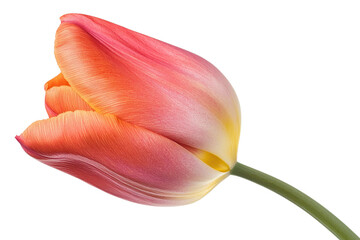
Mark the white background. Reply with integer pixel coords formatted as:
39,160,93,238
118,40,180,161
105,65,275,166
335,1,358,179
1,0,359,239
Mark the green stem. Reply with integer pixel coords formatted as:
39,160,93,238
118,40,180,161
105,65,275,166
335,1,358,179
230,162,359,240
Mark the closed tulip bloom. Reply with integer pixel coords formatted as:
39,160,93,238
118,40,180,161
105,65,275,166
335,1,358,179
16,14,241,206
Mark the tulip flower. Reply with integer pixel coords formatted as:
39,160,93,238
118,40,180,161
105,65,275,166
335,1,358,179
17,14,358,240
17,13,240,206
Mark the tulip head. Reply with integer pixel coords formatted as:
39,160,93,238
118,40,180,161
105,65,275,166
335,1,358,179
17,14,240,206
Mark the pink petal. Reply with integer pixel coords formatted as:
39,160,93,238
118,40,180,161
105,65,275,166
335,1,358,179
16,111,225,206
55,14,240,169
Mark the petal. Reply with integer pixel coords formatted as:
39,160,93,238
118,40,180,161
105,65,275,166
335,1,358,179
16,111,225,206
44,73,69,90
55,14,240,169
45,85,93,117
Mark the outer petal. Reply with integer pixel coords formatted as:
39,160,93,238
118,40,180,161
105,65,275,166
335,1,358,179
16,111,225,206
55,14,240,169
45,85,93,117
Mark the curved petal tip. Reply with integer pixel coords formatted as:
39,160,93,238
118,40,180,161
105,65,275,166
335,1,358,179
16,135,44,160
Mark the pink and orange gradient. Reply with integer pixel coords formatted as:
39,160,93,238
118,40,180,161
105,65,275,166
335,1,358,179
16,14,240,206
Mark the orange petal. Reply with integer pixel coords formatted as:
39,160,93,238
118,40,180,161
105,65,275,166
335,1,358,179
16,111,225,206
45,86,93,117
44,73,70,90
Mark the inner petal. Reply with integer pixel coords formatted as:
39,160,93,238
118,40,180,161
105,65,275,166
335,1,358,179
45,85,93,117
44,73,70,90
